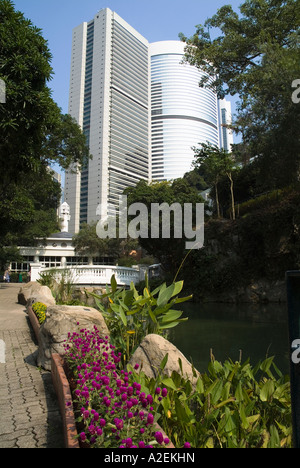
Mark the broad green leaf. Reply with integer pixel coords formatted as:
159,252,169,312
175,399,189,423
205,437,214,448
234,381,244,402
119,307,127,326
260,380,275,402
111,274,117,293
160,353,169,371
246,414,260,426
159,321,181,330
157,282,183,308
196,376,204,394
224,407,236,434
211,379,223,405
160,310,183,323
173,294,193,304
161,377,178,391
269,425,280,448
172,281,184,297
149,308,158,324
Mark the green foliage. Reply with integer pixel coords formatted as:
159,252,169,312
192,142,238,219
91,275,192,367
72,222,139,263
37,268,75,304
32,301,47,324
128,355,292,448
125,179,204,276
181,0,300,190
37,269,57,289
0,1,90,246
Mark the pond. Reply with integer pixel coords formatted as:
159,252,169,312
169,301,290,375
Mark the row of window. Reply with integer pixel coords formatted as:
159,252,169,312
10,256,115,272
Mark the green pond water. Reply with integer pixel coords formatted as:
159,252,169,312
169,302,290,375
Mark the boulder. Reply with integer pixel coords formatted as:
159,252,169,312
129,334,200,383
18,281,56,307
37,305,110,371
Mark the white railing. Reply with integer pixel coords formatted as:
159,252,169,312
30,264,142,287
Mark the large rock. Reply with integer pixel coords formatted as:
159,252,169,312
129,334,200,383
18,281,56,307
37,305,110,370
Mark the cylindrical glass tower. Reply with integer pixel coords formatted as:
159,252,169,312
150,41,220,181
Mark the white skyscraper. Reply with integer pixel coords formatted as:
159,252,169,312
65,8,150,234
219,99,234,152
150,41,233,182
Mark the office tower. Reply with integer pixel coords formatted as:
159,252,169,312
219,99,234,152
65,8,150,234
150,41,226,182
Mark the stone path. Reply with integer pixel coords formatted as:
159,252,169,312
0,283,64,448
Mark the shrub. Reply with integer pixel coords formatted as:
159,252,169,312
129,355,292,448
90,275,192,367
32,302,47,324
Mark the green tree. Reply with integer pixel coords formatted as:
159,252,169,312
72,222,138,263
0,1,90,245
125,179,204,277
192,143,237,219
72,223,118,261
181,0,300,189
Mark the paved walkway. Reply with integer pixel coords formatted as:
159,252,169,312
0,284,64,448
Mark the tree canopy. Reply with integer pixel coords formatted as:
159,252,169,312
125,179,205,277
0,0,91,253
181,0,300,189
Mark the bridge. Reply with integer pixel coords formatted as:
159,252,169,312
30,264,144,287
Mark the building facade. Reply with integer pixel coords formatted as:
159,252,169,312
65,8,151,234
219,98,234,152
150,41,232,182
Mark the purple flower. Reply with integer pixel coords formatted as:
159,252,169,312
147,413,154,425
184,442,191,448
80,432,86,442
139,441,145,448
126,438,133,448
155,387,161,395
146,394,153,404
155,431,164,445
161,388,168,397
99,418,106,427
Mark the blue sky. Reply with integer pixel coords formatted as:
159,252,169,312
12,0,243,114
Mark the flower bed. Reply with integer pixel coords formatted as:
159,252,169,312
62,325,175,449
51,353,80,449
27,305,41,343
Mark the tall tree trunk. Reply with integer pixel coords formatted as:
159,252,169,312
227,172,235,220
215,183,221,218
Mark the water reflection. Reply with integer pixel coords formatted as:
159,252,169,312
170,302,290,375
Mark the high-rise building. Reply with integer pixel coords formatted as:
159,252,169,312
150,41,232,182
65,8,150,234
219,99,234,152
